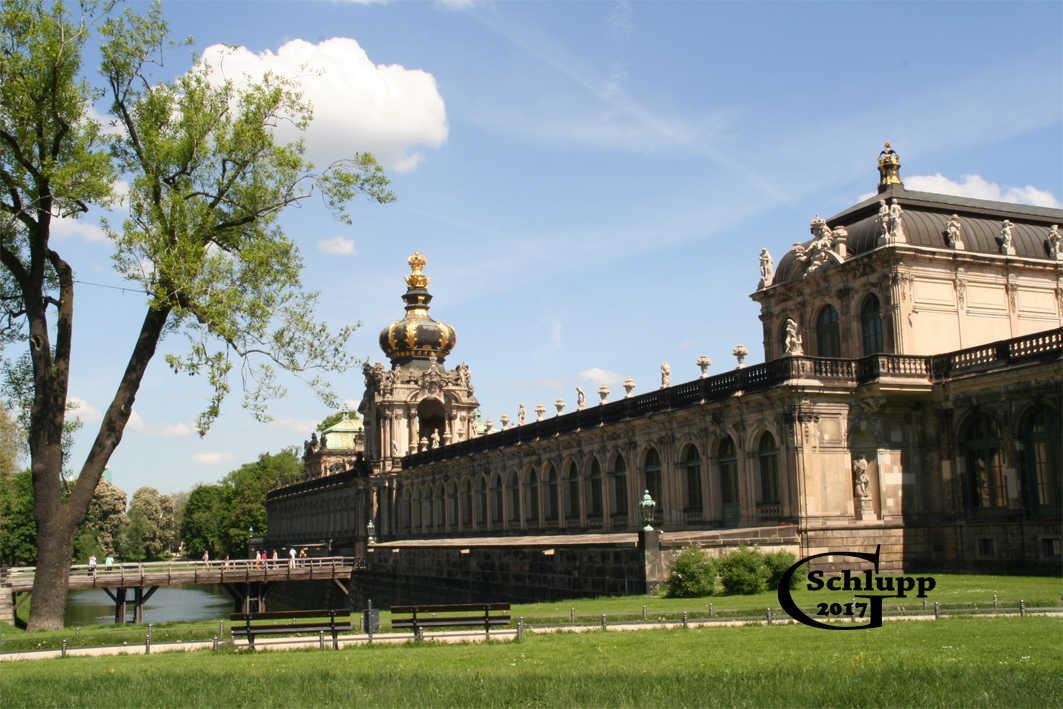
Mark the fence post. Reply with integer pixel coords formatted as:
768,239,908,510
709,603,714,617
600,613,607,631
993,593,999,609
319,630,325,650
642,605,647,621
682,611,688,629
219,619,224,638
1019,599,1026,618
74,626,80,639
517,617,525,642
766,608,772,625
145,632,151,655
61,639,68,658
933,602,940,619
212,636,219,652
570,607,575,624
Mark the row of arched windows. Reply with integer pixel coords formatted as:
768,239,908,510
394,433,785,534
781,294,884,358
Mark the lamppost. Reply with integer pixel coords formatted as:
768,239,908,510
639,490,656,532
366,520,376,545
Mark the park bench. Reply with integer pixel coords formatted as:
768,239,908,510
391,603,510,640
229,609,352,649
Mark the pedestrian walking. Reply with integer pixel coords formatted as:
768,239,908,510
88,555,97,576
288,547,296,568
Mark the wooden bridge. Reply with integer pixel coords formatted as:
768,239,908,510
1,557,365,627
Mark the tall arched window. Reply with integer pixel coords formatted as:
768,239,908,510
434,483,444,529
492,475,504,524
612,455,628,517
816,304,841,357
462,479,472,527
510,473,521,527
478,475,488,524
589,459,604,518
718,436,739,526
860,294,884,355
566,463,580,521
1020,406,1061,512
545,465,558,521
757,433,780,505
447,482,457,528
681,445,702,514
963,414,1006,510
527,471,539,523
423,488,433,529
411,486,421,529
643,448,662,512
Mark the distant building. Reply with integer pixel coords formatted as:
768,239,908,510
268,145,1061,602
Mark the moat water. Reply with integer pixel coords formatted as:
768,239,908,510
64,585,234,626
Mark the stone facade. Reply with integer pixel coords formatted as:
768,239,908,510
267,146,1062,602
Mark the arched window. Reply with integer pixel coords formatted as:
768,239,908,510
478,475,488,524
510,473,521,527
963,414,1006,510
589,459,604,518
757,433,779,504
860,294,884,355
492,475,504,524
447,482,457,528
527,471,539,523
462,479,472,527
612,455,628,517
545,465,558,521
681,445,702,513
566,463,580,521
411,486,421,529
423,488,433,529
718,436,739,526
1020,406,1061,512
643,448,662,512
816,304,841,357
434,483,444,529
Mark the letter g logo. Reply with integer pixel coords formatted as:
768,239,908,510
777,547,885,630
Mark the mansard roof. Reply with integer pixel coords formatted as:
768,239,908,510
771,184,1063,287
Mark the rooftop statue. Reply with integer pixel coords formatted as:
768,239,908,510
758,248,774,289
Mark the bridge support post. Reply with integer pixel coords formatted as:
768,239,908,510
113,587,127,625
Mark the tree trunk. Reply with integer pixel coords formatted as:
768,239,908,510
26,517,74,631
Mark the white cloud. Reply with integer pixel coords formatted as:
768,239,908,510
160,422,195,438
52,215,109,244
67,397,101,424
127,409,146,432
905,173,1060,208
192,452,233,465
578,367,624,386
199,38,448,172
343,399,361,411
435,0,482,8
267,418,319,436
317,236,357,256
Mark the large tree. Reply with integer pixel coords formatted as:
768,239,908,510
120,486,173,561
0,2,392,629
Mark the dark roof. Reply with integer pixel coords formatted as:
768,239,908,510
772,185,1063,286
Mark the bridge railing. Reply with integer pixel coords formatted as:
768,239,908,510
4,556,360,585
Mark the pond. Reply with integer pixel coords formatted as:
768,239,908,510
65,585,234,626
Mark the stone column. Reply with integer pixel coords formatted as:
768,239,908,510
408,411,419,455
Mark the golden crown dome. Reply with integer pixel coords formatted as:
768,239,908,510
379,252,457,366
877,141,902,191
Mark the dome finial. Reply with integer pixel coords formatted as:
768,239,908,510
877,141,902,192
405,251,429,289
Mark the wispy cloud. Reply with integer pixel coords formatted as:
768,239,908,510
192,452,233,465
67,397,101,423
52,216,109,244
267,418,319,436
578,367,624,386
317,236,357,256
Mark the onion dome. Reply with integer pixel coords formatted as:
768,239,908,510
378,251,457,366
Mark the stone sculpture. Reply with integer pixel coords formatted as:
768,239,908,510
758,248,774,289
660,362,671,389
784,318,803,355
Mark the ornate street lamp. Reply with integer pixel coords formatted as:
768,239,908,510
366,520,376,545
639,490,656,532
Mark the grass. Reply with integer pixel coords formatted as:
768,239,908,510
1,572,1059,654
0,617,1059,707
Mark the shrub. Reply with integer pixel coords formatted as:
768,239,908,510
764,550,805,591
716,547,771,595
663,545,718,598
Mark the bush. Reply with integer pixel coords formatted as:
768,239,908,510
764,550,805,591
716,547,771,595
663,545,718,598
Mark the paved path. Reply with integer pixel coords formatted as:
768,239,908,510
2,611,1058,663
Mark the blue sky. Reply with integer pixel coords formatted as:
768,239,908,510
45,0,1062,494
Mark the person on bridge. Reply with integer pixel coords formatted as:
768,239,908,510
88,555,97,576
202,550,210,565
288,547,296,568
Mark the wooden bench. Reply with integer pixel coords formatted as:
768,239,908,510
391,603,510,640
229,609,352,649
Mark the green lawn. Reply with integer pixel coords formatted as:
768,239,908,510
0,617,1059,707
2,572,1059,655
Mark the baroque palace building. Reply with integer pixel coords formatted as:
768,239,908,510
267,145,1062,603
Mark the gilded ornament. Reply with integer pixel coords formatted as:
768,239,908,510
405,251,430,288
405,321,418,349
